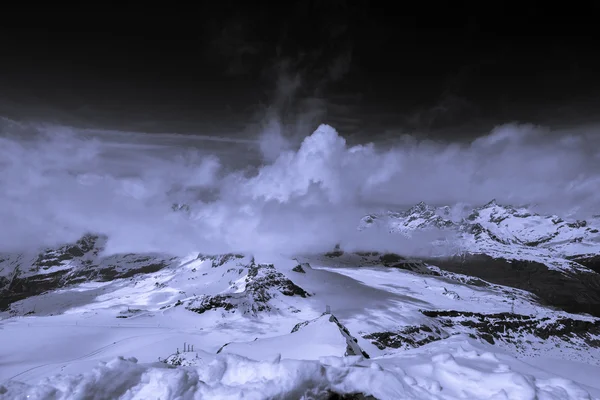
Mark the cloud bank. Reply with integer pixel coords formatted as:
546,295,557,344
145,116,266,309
0,117,598,256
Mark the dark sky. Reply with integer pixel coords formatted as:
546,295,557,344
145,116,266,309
1,2,599,140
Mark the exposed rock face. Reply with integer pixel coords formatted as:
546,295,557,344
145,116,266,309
246,262,309,298
293,263,307,273
187,295,238,315
32,234,99,271
363,309,600,360
326,393,378,400
202,253,245,268
378,253,440,275
420,310,600,346
567,254,600,274
364,325,448,351
186,260,310,316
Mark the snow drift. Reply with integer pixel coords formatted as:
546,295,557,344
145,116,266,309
1,338,595,400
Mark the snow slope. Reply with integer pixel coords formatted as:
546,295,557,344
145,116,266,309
2,245,600,399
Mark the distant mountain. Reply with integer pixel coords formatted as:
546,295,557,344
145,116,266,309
359,200,600,272
0,234,176,313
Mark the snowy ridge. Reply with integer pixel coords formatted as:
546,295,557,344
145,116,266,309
213,312,370,362
183,256,310,316
359,200,600,272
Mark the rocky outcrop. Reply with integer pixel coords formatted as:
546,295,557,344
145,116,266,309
326,393,378,400
567,254,600,274
200,253,245,268
364,324,447,351
293,263,307,273
421,310,600,345
377,253,440,275
186,261,309,316
292,313,370,359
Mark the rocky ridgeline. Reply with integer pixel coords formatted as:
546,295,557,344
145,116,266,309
291,313,371,359
364,310,600,363
184,258,310,316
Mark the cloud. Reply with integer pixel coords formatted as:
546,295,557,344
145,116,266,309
0,117,598,257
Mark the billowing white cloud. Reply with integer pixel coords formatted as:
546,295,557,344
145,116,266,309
0,117,598,256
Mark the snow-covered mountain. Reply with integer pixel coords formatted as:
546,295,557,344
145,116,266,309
0,234,177,314
360,200,600,271
2,202,600,399
355,201,600,319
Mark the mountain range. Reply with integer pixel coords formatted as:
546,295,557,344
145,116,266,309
1,201,600,399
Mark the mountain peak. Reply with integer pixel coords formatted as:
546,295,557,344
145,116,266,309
406,201,433,215
484,199,498,207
